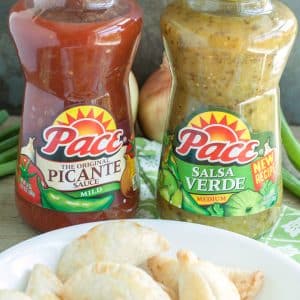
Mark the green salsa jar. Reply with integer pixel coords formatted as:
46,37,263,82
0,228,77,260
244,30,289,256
158,0,298,238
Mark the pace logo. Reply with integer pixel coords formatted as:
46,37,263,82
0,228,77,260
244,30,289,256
175,111,259,165
41,106,124,158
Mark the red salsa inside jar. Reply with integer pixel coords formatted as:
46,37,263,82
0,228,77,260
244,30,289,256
9,0,143,231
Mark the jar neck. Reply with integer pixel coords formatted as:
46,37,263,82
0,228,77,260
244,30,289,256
186,0,273,15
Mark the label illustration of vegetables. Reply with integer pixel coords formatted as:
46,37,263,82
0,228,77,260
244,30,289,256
224,190,265,217
37,179,114,213
207,204,225,217
260,180,279,208
159,155,209,215
181,189,209,216
17,154,44,204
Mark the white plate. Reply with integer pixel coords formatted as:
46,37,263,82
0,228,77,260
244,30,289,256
0,220,300,298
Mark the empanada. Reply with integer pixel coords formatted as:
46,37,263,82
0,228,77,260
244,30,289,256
62,262,172,300
177,253,215,300
57,221,169,281
148,253,264,300
159,283,178,300
26,264,62,300
222,268,264,300
177,250,240,300
148,255,178,294
0,290,32,300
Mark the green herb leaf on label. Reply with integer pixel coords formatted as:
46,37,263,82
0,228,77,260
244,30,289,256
260,180,278,208
207,203,225,217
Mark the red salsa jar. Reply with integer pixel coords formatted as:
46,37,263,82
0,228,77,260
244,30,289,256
9,0,143,231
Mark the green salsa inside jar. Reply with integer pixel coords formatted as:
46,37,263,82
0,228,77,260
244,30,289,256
158,0,297,238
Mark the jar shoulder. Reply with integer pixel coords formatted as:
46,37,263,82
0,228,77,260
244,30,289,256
161,0,298,46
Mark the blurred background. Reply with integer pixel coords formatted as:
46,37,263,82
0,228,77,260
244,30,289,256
0,0,299,123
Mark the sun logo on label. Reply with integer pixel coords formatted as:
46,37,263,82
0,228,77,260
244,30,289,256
188,111,251,142
54,106,117,134
42,106,124,158
176,111,260,165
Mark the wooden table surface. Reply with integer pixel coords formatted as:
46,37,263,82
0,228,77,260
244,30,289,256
0,117,300,252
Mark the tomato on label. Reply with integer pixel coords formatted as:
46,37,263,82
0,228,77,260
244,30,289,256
17,154,45,205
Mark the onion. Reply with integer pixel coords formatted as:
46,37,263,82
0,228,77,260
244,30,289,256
129,71,139,123
138,55,172,142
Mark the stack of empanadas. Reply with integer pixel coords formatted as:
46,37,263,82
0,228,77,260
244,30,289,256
0,221,264,300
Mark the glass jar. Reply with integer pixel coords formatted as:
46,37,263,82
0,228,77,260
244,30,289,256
10,0,143,232
158,0,297,238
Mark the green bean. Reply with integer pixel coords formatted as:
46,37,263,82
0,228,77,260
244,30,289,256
0,146,18,164
0,110,9,126
282,168,300,198
0,160,17,177
281,110,300,171
0,135,19,152
0,123,20,142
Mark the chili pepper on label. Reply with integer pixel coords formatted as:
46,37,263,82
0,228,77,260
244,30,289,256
67,183,120,199
182,189,210,216
38,179,114,213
